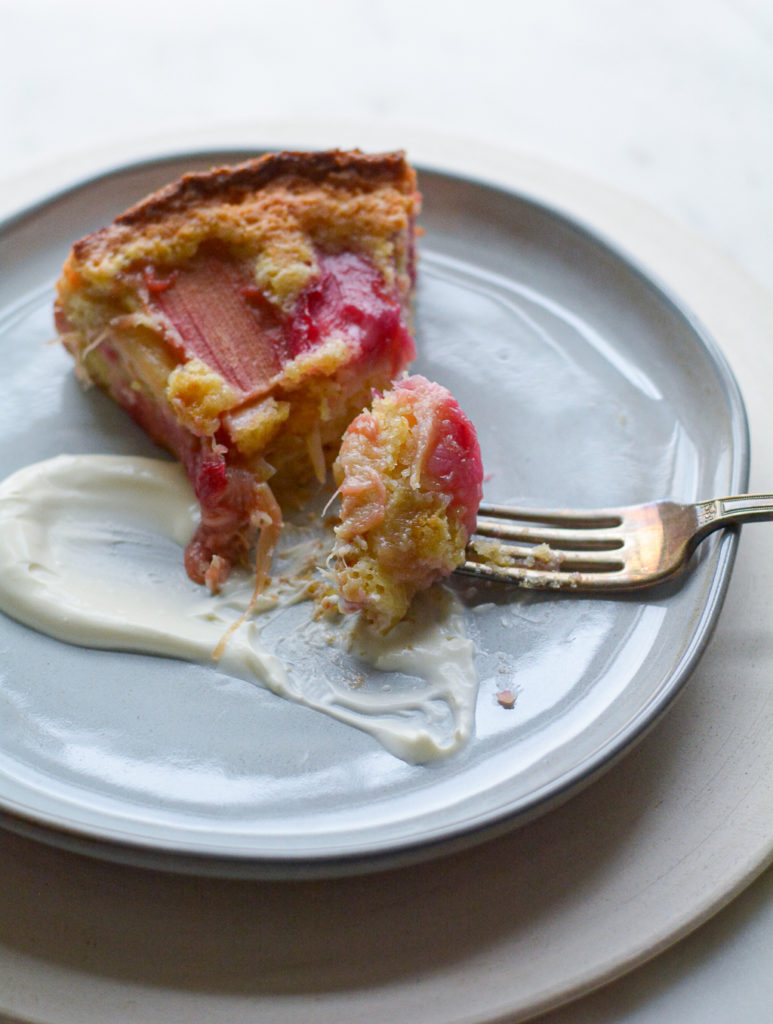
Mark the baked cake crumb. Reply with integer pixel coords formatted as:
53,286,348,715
55,150,420,593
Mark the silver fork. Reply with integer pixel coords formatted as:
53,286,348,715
458,494,773,591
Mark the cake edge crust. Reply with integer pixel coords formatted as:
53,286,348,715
71,149,417,263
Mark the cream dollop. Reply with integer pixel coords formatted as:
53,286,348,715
0,455,479,763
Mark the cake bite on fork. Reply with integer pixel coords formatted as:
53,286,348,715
328,375,484,631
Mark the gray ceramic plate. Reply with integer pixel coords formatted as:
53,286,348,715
0,152,748,878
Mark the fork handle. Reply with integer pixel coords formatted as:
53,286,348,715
698,493,773,533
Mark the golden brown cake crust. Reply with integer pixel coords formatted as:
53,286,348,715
117,149,414,222
71,149,417,263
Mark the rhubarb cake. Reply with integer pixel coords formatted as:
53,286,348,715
330,375,483,631
55,150,420,591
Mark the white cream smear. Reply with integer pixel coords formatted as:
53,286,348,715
0,454,478,764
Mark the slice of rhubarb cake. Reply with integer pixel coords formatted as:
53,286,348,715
55,150,420,591
330,375,483,632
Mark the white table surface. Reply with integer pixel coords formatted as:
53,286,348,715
1,2,771,1021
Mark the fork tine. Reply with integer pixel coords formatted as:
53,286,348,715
456,559,627,590
463,500,628,589
474,517,624,550
467,541,625,572
474,503,625,551
477,502,622,528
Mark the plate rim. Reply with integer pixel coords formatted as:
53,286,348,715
0,148,751,879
